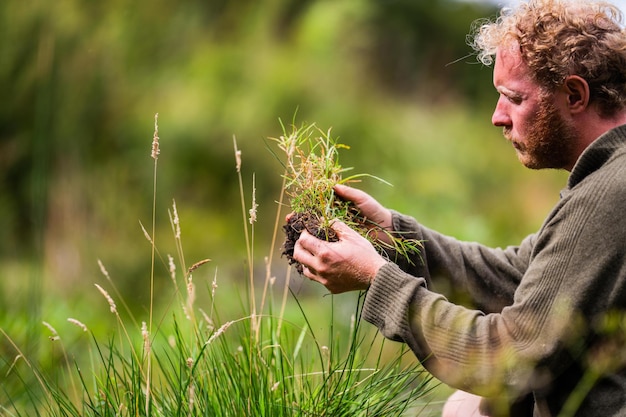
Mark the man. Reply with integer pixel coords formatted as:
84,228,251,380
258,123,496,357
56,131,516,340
291,0,626,416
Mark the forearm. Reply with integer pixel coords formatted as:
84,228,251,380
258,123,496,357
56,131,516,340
388,211,530,311
362,262,524,395
362,192,626,398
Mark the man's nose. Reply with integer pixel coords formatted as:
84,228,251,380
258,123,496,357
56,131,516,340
492,96,512,127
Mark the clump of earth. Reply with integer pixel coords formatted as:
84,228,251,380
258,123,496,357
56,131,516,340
281,212,338,274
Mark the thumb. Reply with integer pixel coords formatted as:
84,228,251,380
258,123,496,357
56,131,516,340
334,184,369,204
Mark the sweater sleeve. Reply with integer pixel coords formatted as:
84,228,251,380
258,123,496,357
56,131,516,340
389,210,532,313
363,262,535,396
363,167,626,398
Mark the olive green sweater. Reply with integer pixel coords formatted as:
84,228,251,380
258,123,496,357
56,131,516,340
363,125,626,416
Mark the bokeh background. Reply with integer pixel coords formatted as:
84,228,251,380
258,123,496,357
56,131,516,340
0,0,568,406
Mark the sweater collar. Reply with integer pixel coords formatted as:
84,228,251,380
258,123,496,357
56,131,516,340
567,123,626,190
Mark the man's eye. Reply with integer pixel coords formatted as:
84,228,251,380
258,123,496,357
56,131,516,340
507,95,522,104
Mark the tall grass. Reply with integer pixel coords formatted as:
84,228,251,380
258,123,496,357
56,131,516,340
0,115,434,416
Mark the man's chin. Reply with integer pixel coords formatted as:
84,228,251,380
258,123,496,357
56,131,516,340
516,151,541,170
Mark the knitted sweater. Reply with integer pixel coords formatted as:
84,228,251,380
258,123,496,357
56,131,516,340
362,125,626,417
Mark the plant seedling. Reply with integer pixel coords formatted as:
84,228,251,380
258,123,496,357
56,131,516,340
270,120,422,274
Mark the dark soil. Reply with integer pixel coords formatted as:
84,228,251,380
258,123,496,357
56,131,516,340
281,212,338,274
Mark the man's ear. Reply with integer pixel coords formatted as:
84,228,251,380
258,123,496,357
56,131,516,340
563,75,590,113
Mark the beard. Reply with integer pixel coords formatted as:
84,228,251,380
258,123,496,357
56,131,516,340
505,97,578,170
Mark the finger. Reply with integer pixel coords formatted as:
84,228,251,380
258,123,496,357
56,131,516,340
302,265,325,286
285,212,295,222
334,184,369,204
296,229,320,254
301,265,314,280
330,220,358,238
302,264,318,276
293,233,316,264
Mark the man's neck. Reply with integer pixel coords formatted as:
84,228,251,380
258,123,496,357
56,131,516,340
568,111,626,171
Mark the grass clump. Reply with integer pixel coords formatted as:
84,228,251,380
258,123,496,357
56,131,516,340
272,120,422,273
0,114,435,416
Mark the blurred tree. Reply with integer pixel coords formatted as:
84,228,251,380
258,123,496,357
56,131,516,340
366,0,497,103
0,0,495,256
0,0,566,311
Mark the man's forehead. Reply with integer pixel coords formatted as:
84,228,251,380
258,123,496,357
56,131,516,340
494,44,533,79
495,43,523,66
493,43,539,95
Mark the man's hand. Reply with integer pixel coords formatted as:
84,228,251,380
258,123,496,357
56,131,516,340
293,220,387,294
334,184,394,245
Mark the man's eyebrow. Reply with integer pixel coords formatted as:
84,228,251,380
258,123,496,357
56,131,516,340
496,86,523,99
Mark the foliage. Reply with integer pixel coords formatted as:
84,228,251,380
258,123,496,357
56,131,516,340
272,120,422,270
0,0,566,309
0,116,435,416
273,121,363,230
0,0,500,263
0,1,571,414
2,293,432,416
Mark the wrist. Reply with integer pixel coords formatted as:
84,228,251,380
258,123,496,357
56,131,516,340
368,256,388,285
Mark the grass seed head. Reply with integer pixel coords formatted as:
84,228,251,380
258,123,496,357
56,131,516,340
172,199,181,239
97,259,110,280
67,318,88,332
95,283,117,314
151,113,160,160
142,321,151,355
168,254,176,283
206,321,232,345
42,321,60,341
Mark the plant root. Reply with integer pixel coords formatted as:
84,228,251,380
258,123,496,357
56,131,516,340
281,212,338,274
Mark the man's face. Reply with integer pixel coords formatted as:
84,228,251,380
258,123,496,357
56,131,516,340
491,47,578,170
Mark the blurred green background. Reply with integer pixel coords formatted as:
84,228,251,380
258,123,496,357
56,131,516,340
1,0,567,391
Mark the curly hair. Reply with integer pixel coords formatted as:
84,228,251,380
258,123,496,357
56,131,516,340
470,0,626,117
